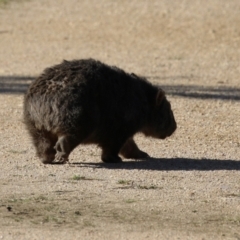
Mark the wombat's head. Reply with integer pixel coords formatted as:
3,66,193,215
144,89,177,139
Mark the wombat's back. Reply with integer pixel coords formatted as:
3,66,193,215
24,59,93,134
24,59,155,135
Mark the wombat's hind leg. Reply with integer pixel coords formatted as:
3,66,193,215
120,138,149,159
101,143,123,163
54,135,79,164
101,151,122,163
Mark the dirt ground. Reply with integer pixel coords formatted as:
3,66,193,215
0,0,240,239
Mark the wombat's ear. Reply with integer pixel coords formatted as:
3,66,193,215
131,73,138,78
156,89,165,106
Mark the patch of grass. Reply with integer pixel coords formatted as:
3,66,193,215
83,220,95,227
0,0,9,4
168,55,184,61
72,175,94,181
71,175,101,181
73,175,86,181
125,199,136,204
8,197,31,203
14,218,21,222
0,0,15,6
34,195,49,201
7,149,27,154
0,0,26,7
117,180,132,185
44,205,55,212
117,180,160,190
74,211,81,216
42,215,50,223
225,193,240,198
137,185,159,190
35,215,64,225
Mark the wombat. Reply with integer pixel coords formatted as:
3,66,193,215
24,59,177,164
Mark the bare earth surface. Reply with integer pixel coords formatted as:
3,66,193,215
0,0,240,239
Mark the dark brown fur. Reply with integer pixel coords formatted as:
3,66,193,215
23,59,177,164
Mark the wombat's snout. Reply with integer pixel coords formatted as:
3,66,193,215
161,125,176,139
170,108,177,130
160,111,177,139
168,117,177,137
41,153,55,164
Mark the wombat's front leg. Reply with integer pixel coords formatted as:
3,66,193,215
101,142,123,163
120,138,149,159
54,135,72,164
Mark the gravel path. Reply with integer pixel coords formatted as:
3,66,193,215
0,0,240,239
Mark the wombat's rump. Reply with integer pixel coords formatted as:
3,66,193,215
24,59,177,164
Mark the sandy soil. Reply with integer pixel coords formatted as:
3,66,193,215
0,0,240,239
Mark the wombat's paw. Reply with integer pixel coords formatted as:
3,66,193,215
121,150,149,159
119,138,150,159
120,139,150,159
135,150,149,159
101,155,122,163
54,152,69,164
40,154,55,164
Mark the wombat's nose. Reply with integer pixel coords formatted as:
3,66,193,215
167,119,177,137
173,120,177,132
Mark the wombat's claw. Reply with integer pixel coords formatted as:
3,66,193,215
138,151,149,159
54,152,69,164
101,155,122,163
